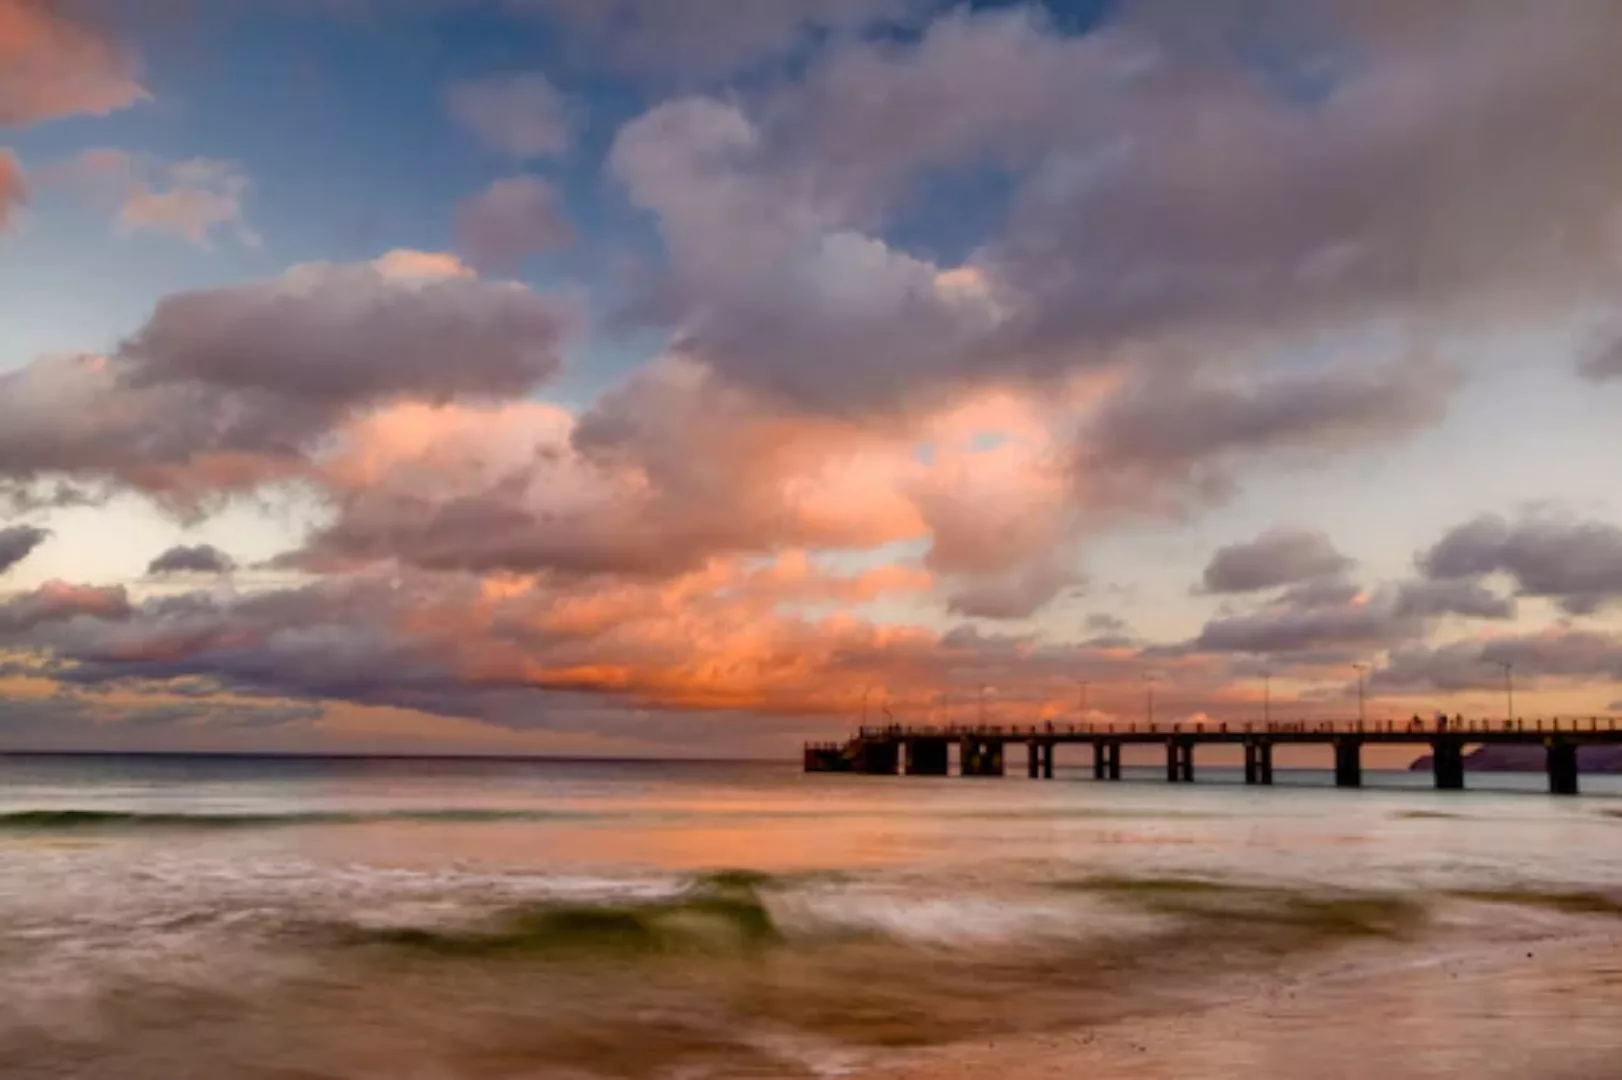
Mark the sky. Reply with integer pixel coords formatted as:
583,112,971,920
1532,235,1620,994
4,0,1622,757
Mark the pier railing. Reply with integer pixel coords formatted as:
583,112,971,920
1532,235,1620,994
853,716,1621,740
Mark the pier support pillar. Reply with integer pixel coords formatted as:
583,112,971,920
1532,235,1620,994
1255,741,1274,786
903,739,949,777
1164,740,1194,783
1546,739,1579,796
1097,741,1121,780
1333,738,1363,789
1027,742,1041,779
1431,739,1465,791
961,738,1005,777
1243,741,1259,785
1040,742,1055,779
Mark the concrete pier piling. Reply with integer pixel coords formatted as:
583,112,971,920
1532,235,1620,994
1165,740,1194,782
1547,739,1579,795
1333,738,1363,788
1431,739,1465,791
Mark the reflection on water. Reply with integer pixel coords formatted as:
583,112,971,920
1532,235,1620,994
0,755,1620,1078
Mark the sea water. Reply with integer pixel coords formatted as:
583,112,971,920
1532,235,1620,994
1,754,1619,1078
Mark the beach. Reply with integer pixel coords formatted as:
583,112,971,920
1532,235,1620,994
2,755,1620,1078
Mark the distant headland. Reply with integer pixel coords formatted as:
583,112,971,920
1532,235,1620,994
1410,744,1622,774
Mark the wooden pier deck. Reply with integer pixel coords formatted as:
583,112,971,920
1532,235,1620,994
805,717,1622,794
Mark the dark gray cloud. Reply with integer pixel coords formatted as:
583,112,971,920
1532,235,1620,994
605,0,1622,430
0,259,571,509
945,559,1081,621
146,543,234,576
517,0,919,80
1194,598,1410,657
1376,631,1622,694
1391,578,1515,621
124,262,567,406
1417,513,1622,615
1190,563,1513,658
445,71,569,158
0,524,50,575
1578,329,1622,382
0,582,131,635
1079,360,1454,512
455,175,572,273
1200,528,1352,594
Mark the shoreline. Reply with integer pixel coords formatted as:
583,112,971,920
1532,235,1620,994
874,922,1622,1079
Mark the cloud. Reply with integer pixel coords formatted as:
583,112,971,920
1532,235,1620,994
1194,589,1410,657
146,543,235,576
63,149,257,248
602,1,1622,432
455,175,571,273
945,558,1080,621
1200,528,1352,594
1578,328,1622,382
0,580,130,634
517,0,917,79
0,0,147,125
1376,630,1622,694
987,2,1622,360
0,150,25,229
0,258,572,508
123,260,567,404
1391,578,1515,621
1078,359,1455,514
1418,512,1622,615
446,72,569,158
6,557,1220,738
0,524,49,574
370,248,475,282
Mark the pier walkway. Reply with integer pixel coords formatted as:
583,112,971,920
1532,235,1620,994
804,717,1622,795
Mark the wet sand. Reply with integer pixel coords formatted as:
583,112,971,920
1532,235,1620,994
880,929,1622,1080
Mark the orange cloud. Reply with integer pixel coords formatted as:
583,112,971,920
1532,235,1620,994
0,0,147,126
0,149,24,229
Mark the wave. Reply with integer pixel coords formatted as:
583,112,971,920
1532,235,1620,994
0,808,596,831
339,872,782,958
1055,875,1428,941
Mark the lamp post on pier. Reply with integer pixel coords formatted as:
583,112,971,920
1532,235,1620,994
1491,660,1513,722
1352,663,1369,725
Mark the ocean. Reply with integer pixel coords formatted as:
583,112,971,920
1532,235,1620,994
1,754,1620,1079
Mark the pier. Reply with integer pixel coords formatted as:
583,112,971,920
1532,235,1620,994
804,717,1622,795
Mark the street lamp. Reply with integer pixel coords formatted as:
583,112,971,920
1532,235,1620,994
1352,663,1369,724
1143,673,1157,726
861,685,872,726
1490,660,1513,721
